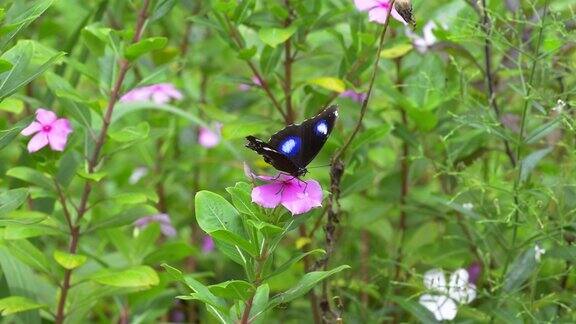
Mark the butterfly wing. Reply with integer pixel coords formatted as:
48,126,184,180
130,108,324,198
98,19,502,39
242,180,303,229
268,105,338,168
245,136,301,175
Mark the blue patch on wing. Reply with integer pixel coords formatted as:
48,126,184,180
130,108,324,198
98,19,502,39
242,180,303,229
315,119,329,136
278,136,301,157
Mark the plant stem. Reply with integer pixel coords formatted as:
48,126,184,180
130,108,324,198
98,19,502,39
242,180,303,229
240,246,268,324
480,0,517,167
224,18,289,123
501,0,550,279
321,1,397,320
283,1,294,124
54,1,152,323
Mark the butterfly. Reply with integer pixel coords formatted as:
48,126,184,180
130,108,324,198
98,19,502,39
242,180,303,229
246,105,339,177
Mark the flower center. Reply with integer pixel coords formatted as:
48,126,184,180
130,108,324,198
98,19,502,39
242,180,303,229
42,125,52,132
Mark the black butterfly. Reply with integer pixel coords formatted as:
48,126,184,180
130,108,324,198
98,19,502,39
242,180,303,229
246,105,338,177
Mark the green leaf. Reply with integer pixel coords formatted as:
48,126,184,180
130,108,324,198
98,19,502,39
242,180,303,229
91,265,159,288
519,147,553,183
264,249,326,281
181,275,228,314
308,77,346,93
249,284,270,323
0,296,44,316
81,24,112,57
210,229,258,257
232,0,255,24
125,37,168,60
77,170,107,182
0,40,65,100
0,0,55,50
0,59,13,73
44,72,93,128
209,280,254,300
226,182,260,218
504,247,537,292
0,246,42,323
381,43,413,59
53,250,87,270
112,102,206,128
108,122,150,142
4,239,51,274
0,116,33,152
268,265,350,309
6,167,54,191
258,26,296,48
88,205,157,232
388,296,439,323
195,191,251,265
0,188,28,216
144,242,195,264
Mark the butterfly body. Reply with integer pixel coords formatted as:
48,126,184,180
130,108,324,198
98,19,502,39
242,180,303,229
246,105,338,177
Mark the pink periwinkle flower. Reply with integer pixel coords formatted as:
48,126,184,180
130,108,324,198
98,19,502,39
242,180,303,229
134,213,176,237
354,0,408,25
246,165,323,215
120,83,183,104
340,90,367,103
21,108,72,153
407,21,438,53
202,236,215,253
198,122,223,148
238,76,263,91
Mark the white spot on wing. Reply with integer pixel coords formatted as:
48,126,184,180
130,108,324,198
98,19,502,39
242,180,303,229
281,139,297,154
316,121,328,135
334,110,339,117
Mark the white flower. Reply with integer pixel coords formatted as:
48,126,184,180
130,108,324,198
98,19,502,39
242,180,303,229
406,21,438,53
129,167,148,184
552,99,566,113
534,244,546,262
419,268,476,321
462,203,474,211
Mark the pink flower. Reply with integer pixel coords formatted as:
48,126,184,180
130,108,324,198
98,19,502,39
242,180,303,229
246,166,323,215
134,213,176,237
199,122,222,148
120,83,183,104
202,236,215,253
21,109,72,153
340,90,367,103
238,76,263,91
354,0,408,25
407,21,438,53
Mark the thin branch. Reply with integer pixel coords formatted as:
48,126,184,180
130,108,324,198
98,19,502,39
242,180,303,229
502,0,550,279
319,2,397,320
480,0,517,167
224,17,289,123
54,1,152,323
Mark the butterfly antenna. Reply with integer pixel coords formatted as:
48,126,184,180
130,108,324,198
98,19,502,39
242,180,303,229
307,164,332,169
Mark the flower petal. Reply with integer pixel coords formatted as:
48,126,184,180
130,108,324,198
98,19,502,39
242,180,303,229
202,236,215,253
423,268,448,293
368,7,390,24
21,121,42,136
354,0,382,11
199,126,221,148
252,182,284,208
47,119,72,151
390,8,408,25
280,179,323,215
36,108,57,125
448,269,476,304
419,294,457,321
27,132,49,152
160,224,177,237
